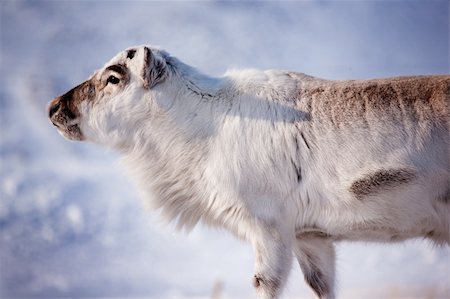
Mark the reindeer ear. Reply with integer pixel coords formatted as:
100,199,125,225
142,47,167,89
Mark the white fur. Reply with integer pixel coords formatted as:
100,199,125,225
50,45,450,299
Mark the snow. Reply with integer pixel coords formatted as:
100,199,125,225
1,1,449,298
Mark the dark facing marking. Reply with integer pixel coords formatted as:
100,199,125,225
48,100,60,119
105,64,127,76
426,230,435,238
127,49,136,59
142,47,167,89
252,275,261,288
186,79,215,99
291,158,302,182
60,85,76,104
300,132,311,150
59,83,84,118
349,168,416,200
300,253,329,298
293,134,300,151
48,80,93,141
142,46,151,88
62,106,76,120
252,274,280,297
304,265,328,298
436,188,450,204
291,135,302,182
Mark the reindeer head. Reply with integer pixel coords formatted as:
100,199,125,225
48,46,168,147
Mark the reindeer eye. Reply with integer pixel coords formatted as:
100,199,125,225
107,75,120,85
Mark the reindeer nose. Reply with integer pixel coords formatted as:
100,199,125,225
48,100,61,119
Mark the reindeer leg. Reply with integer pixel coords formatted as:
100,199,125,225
294,235,336,299
251,221,293,299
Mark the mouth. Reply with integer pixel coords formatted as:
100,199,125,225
51,119,85,141
67,124,84,140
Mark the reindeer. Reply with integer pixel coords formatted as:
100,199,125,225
48,45,449,299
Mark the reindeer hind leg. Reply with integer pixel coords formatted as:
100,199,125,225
294,234,336,299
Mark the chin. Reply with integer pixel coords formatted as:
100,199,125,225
59,124,85,141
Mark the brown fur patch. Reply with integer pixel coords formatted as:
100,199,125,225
296,229,330,239
349,168,416,199
106,64,128,76
50,80,92,121
66,80,97,111
295,75,449,129
48,79,98,140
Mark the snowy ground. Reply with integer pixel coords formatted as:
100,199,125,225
1,1,449,299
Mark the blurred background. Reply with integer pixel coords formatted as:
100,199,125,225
0,1,449,298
